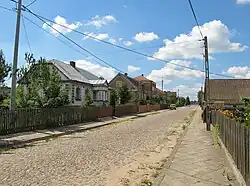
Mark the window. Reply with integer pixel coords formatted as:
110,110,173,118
116,81,123,88
102,91,105,101
76,87,81,101
93,91,97,101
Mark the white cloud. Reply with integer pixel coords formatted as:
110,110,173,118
83,32,109,40
226,66,250,78
152,20,248,60
123,41,133,46
172,83,202,100
147,60,204,84
128,65,140,73
108,38,117,44
75,60,116,81
42,16,81,36
85,15,117,28
134,32,159,42
236,0,250,4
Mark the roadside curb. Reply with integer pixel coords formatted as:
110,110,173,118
153,108,199,186
211,125,246,186
0,110,164,151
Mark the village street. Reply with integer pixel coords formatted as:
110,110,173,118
0,106,196,186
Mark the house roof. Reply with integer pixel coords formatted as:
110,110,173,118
118,73,140,87
209,79,250,104
49,60,107,85
155,88,165,95
135,75,150,81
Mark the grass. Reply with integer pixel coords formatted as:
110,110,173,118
212,122,220,147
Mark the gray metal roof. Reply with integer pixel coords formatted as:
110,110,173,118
49,60,106,85
76,67,99,80
89,80,107,85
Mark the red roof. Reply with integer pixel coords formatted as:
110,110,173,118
135,75,150,81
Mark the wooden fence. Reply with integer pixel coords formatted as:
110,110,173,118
0,104,169,135
0,107,113,135
211,111,250,185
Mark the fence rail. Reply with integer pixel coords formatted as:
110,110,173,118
0,104,169,135
211,111,250,185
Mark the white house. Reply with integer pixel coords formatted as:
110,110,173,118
49,60,110,106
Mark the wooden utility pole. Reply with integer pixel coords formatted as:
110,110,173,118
161,78,164,91
10,0,22,109
204,36,210,131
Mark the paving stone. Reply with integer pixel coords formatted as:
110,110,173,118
159,109,239,186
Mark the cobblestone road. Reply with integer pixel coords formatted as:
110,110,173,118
0,107,195,186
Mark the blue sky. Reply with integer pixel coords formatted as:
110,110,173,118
1,0,250,99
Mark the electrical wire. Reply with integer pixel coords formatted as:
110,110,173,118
26,0,37,7
0,4,13,11
23,15,118,70
187,0,203,39
21,7,207,71
24,7,235,78
0,4,235,79
22,8,126,74
21,15,32,53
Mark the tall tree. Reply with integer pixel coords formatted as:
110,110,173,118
0,50,11,104
110,89,118,107
118,85,131,104
83,88,93,107
185,96,191,105
197,90,203,106
17,53,69,108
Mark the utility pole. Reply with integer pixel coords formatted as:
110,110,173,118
10,0,22,109
161,78,164,91
204,36,210,131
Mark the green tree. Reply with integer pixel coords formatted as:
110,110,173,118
0,50,11,104
17,53,69,108
110,89,118,107
177,97,186,107
197,90,203,106
83,88,93,107
185,96,191,105
118,85,131,104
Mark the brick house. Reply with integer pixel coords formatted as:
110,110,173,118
109,73,146,102
135,74,156,100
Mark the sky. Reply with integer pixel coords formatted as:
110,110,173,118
0,0,250,100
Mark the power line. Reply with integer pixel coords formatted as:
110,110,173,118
1,4,235,79
23,7,235,78
23,15,118,70
1,4,125,73
22,7,206,71
23,8,126,74
26,0,37,7
21,15,32,53
187,0,203,39
0,5,14,11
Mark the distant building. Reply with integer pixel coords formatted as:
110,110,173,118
135,74,157,100
109,73,145,102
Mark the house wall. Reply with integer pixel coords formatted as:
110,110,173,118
63,82,110,106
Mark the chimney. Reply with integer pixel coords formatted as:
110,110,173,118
70,61,76,68
124,73,128,76
141,74,144,76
